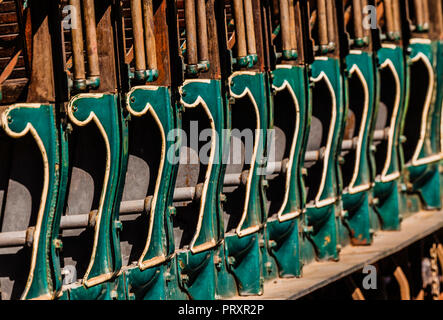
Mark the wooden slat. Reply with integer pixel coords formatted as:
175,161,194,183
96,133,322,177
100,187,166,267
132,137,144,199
233,210,443,300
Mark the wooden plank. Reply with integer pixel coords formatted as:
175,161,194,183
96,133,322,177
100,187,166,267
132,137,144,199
233,210,443,300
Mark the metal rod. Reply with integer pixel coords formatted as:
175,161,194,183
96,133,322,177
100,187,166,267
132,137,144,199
82,0,100,77
131,0,147,73
60,214,90,229
373,129,388,141
243,0,257,55
316,0,328,47
422,0,429,28
143,0,158,71
414,0,424,28
279,0,292,52
196,0,209,62
353,0,364,39
0,230,26,247
70,0,86,82
185,0,198,65
0,145,348,248
305,150,322,162
341,129,388,151
361,0,370,38
233,0,247,57
435,0,443,34
288,0,297,51
384,0,395,35
392,0,402,35
325,0,335,46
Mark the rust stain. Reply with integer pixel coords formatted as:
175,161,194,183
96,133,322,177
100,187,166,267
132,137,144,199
324,236,331,246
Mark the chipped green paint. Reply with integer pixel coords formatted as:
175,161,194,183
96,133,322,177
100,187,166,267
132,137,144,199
121,86,184,300
174,79,225,300
437,40,443,202
1,104,61,300
373,45,408,230
65,94,124,299
265,65,310,277
340,51,377,245
223,71,270,296
302,57,346,262
403,40,441,211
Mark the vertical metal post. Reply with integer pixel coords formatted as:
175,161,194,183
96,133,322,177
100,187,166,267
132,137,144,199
243,0,257,55
422,0,429,29
325,0,335,48
279,0,292,53
82,0,100,80
316,0,328,51
197,0,209,63
233,0,247,58
131,0,147,79
384,0,395,38
414,0,425,29
392,0,402,37
70,0,86,89
143,0,158,73
185,0,198,66
353,0,364,41
288,0,298,53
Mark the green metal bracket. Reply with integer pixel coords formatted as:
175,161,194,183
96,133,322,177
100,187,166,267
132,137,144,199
174,79,226,300
122,86,184,300
402,40,441,211
340,51,378,245
222,71,271,296
373,45,409,230
302,57,346,262
265,65,310,277
1,104,61,300
64,93,124,299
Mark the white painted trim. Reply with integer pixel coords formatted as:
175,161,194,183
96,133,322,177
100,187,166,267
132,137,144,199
382,44,397,50
347,64,371,194
379,59,401,183
410,38,432,44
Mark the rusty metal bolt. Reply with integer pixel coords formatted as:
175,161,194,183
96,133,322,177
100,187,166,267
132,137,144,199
88,209,98,228
181,273,189,284
54,239,63,250
25,227,35,247
268,240,277,249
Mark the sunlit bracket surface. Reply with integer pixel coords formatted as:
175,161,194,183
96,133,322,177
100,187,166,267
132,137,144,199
404,40,441,211
1,104,62,300
121,86,184,300
62,94,125,299
265,65,309,277
437,40,443,203
302,57,346,263
373,45,407,230
222,71,270,296
174,79,225,300
339,50,377,246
